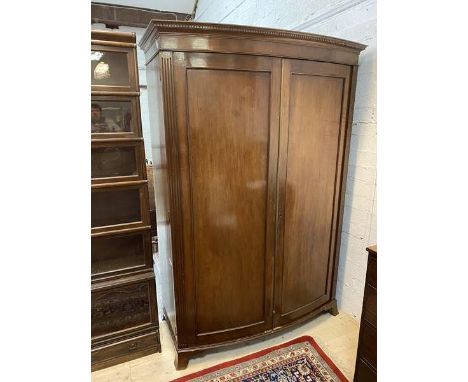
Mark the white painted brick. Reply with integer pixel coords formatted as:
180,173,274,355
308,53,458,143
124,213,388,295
345,192,373,213
339,234,367,263
345,177,375,200
355,72,377,99
368,211,377,244
351,106,376,124
347,164,376,183
351,122,377,137
350,133,377,154
348,148,377,168
341,205,371,239
354,93,377,111
196,0,244,23
308,0,376,31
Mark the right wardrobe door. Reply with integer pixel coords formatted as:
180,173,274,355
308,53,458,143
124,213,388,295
275,59,352,326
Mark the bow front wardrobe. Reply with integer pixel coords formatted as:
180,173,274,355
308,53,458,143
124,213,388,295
140,21,366,369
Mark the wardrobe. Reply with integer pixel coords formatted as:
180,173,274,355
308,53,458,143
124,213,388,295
140,21,366,369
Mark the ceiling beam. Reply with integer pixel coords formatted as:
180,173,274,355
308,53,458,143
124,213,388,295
91,2,191,29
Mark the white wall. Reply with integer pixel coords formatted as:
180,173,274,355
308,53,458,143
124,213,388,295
195,0,377,320
94,0,195,13
91,24,154,163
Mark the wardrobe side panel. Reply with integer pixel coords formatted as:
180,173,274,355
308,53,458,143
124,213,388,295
146,56,178,337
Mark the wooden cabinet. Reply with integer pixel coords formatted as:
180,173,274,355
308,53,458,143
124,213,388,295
354,246,377,381
140,21,366,369
91,30,160,371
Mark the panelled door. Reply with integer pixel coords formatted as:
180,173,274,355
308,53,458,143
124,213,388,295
171,52,281,345
274,59,352,326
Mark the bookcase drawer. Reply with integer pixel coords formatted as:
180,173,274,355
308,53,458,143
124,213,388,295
91,330,160,371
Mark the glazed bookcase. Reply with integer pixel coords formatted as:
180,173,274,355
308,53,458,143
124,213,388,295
91,30,160,371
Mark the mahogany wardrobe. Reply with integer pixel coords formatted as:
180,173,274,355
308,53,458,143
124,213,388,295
140,21,366,369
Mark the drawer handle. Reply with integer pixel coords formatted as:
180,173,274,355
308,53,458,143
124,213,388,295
129,342,138,350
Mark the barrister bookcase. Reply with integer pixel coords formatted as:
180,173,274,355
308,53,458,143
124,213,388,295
91,30,160,371
140,21,366,369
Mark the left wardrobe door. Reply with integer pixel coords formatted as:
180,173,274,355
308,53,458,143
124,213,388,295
167,52,281,346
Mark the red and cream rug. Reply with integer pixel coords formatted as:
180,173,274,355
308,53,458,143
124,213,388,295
172,336,348,382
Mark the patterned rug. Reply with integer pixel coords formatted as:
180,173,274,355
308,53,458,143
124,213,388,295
172,336,348,382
